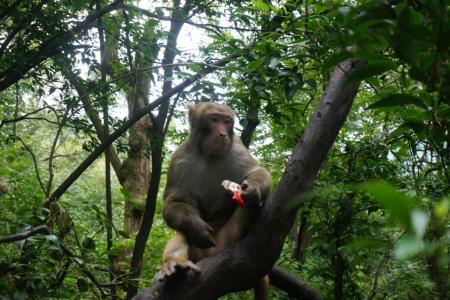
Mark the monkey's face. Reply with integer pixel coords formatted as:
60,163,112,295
199,112,234,157
188,103,235,158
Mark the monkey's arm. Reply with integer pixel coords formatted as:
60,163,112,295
162,201,216,248
241,166,272,205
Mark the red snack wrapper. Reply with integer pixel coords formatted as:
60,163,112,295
222,180,245,206
232,192,245,206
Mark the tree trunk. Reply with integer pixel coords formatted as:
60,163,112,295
292,209,310,264
125,2,187,298
122,65,152,234
426,211,449,300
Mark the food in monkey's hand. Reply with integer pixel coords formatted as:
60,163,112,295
221,180,245,206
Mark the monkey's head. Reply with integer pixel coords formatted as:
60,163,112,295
188,102,235,158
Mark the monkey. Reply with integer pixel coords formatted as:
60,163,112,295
155,102,272,299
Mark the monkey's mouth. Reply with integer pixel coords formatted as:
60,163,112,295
210,138,230,145
212,141,230,147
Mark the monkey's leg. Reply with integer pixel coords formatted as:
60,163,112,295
254,275,269,300
155,232,200,281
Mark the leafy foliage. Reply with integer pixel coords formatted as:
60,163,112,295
0,0,449,299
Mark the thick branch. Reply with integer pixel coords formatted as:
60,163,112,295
46,50,241,205
0,225,50,243
269,266,322,300
133,59,363,300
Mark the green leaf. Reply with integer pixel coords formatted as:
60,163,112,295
411,209,428,239
434,198,449,219
118,230,130,239
345,238,389,250
393,30,420,67
82,237,96,250
77,278,89,292
346,60,396,85
389,123,412,138
394,235,423,260
252,0,270,13
45,234,59,244
359,181,416,230
369,94,426,109
269,57,281,69
304,79,317,89
120,188,132,200
188,63,203,74
13,291,28,300
390,121,425,138
246,59,265,72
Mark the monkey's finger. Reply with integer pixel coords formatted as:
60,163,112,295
167,261,177,276
185,261,201,274
155,269,168,281
205,224,214,233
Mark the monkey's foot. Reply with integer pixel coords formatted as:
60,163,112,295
154,259,201,281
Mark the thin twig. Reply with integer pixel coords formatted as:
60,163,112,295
163,93,181,136
368,232,404,300
46,109,70,198
0,105,52,128
12,135,46,193
59,244,107,297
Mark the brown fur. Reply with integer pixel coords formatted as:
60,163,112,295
155,102,271,299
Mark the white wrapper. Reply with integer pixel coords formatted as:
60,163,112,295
221,180,241,193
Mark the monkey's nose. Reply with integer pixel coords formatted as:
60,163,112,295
219,132,227,137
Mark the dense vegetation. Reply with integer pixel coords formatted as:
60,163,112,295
0,0,449,299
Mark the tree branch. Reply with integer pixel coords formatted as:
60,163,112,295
269,266,322,300
59,61,123,182
12,135,46,194
133,59,364,300
0,225,50,243
0,105,52,128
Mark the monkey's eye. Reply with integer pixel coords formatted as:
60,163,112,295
224,119,231,125
211,117,219,122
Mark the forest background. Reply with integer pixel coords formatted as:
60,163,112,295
0,0,449,299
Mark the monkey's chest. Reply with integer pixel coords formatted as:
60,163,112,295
186,160,244,222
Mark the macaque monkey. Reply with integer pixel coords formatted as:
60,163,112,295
155,102,272,299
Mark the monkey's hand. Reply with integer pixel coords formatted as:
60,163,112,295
185,217,216,249
240,179,262,205
155,259,201,282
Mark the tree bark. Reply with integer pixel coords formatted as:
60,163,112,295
292,209,310,263
133,59,364,299
269,266,323,300
122,54,152,235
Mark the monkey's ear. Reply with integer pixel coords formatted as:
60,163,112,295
187,103,196,125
